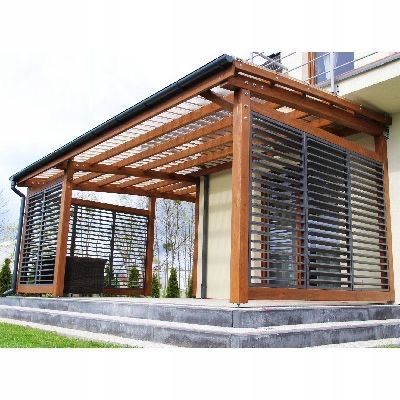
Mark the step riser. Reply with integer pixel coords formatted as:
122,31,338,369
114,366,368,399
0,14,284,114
0,307,231,348
1,297,400,328
1,306,400,348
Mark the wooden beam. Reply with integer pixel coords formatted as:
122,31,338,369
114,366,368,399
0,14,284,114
227,75,386,136
248,287,392,302
16,284,54,294
53,162,74,297
233,59,392,126
375,134,395,303
73,182,196,203
144,197,156,296
230,88,250,304
71,198,150,217
174,185,197,195
16,65,236,185
251,101,383,163
72,162,198,184
200,90,234,112
76,116,232,186
191,161,232,177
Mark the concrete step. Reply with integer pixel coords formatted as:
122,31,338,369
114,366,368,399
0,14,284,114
1,297,399,328
1,304,400,348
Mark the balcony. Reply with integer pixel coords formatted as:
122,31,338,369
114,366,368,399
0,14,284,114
249,52,400,114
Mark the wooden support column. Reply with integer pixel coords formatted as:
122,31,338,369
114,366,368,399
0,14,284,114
191,183,200,297
53,162,73,296
144,197,156,296
375,134,395,303
230,88,251,304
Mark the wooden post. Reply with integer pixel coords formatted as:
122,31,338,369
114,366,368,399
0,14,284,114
53,162,73,296
230,88,251,304
191,183,200,297
144,197,156,296
375,134,395,303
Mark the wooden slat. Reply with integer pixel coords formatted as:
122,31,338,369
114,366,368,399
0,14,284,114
144,197,156,296
72,162,198,184
70,198,150,217
234,59,391,126
53,163,74,296
251,100,382,163
375,134,395,303
17,66,236,185
227,75,385,136
230,89,250,304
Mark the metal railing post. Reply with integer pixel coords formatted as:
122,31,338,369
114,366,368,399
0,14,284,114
329,52,337,94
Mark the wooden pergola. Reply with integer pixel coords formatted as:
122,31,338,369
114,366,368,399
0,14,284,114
12,55,393,303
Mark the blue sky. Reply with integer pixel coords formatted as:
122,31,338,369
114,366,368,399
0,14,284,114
0,0,392,223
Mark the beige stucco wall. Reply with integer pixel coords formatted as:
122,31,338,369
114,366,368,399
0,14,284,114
388,113,400,303
196,169,232,299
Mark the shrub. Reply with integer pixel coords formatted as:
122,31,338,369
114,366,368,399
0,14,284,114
166,267,180,298
185,274,194,298
127,266,140,289
0,258,12,295
151,273,160,298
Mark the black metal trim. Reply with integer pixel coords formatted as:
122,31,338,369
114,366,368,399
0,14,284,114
201,175,209,299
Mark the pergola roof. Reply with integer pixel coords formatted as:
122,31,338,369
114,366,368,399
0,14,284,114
11,54,391,203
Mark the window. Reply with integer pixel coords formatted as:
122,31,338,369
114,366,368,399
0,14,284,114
312,52,355,84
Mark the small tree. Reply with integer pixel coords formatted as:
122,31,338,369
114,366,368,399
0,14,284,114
127,266,140,289
0,258,12,295
166,267,180,298
151,273,160,298
185,274,194,298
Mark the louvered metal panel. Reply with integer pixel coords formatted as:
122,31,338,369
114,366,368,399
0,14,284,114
68,205,148,290
250,115,306,288
249,113,389,292
19,183,62,285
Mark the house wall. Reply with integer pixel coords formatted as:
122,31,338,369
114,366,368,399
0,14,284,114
388,113,400,302
196,169,232,299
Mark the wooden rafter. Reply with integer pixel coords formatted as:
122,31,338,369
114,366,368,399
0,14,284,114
75,116,232,186
200,90,233,112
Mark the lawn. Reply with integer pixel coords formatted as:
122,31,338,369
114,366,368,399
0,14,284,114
0,322,122,348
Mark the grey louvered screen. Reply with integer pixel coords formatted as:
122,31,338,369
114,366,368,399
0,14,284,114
249,113,389,291
250,114,306,288
19,183,62,285
68,205,148,289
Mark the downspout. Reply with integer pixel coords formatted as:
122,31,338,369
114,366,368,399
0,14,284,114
200,175,210,299
2,179,25,296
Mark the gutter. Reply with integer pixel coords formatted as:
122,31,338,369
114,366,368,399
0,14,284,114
10,54,235,184
3,181,25,296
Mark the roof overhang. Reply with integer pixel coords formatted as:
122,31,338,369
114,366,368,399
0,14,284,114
11,54,391,202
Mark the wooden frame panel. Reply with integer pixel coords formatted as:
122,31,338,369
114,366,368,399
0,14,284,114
53,163,74,296
144,197,156,296
230,89,251,304
375,135,395,302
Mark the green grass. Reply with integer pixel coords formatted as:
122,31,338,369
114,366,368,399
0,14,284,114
0,322,122,348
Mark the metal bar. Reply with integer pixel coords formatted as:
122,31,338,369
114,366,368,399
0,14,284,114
201,175,209,299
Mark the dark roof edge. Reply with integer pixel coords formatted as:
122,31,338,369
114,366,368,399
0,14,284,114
10,54,235,184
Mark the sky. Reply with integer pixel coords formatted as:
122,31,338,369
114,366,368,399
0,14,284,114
0,0,395,223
